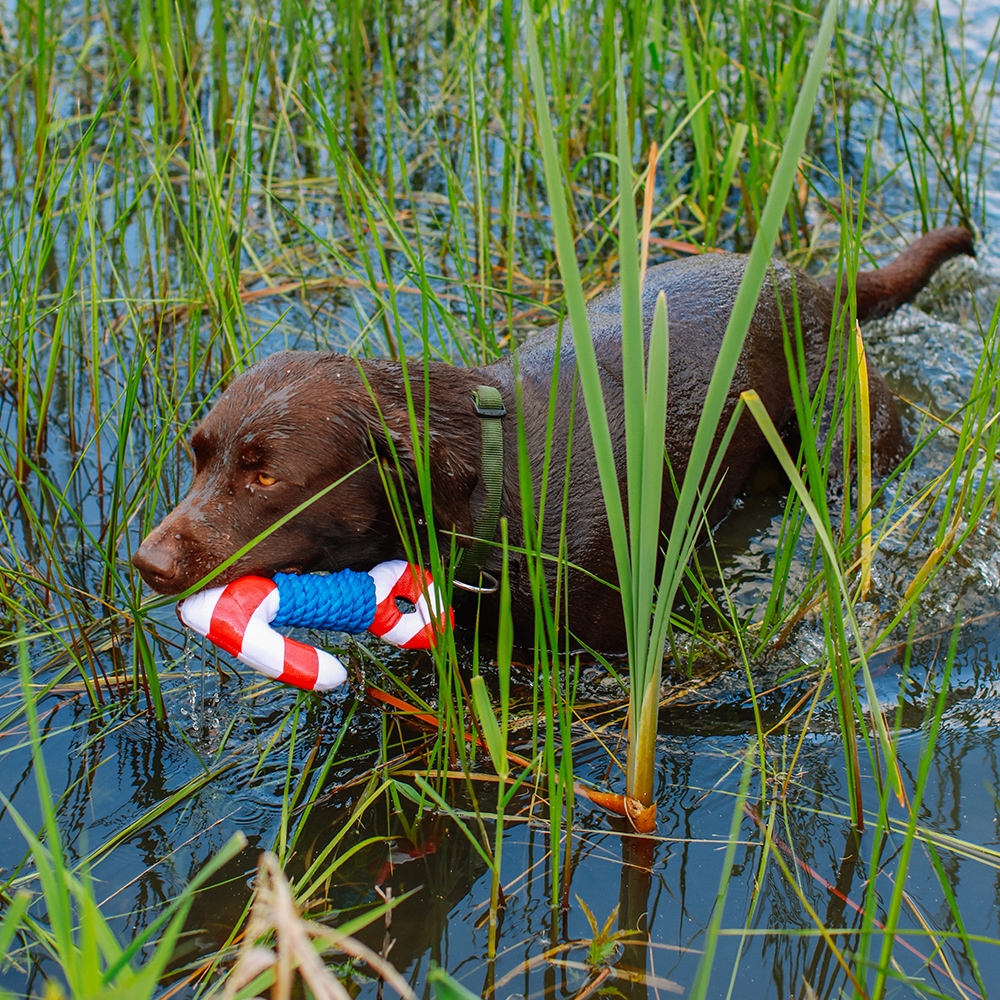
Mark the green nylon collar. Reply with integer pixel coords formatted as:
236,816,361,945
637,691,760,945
453,384,505,587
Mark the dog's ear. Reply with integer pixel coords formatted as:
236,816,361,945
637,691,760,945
365,409,478,549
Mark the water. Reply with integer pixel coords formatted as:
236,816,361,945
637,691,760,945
2,1,1000,997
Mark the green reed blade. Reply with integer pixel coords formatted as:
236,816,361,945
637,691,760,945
689,752,753,1000
524,6,633,664
642,0,841,804
741,389,901,800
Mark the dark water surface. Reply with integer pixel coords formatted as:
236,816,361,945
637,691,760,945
2,1,1000,998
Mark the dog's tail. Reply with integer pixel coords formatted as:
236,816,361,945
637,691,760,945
820,226,974,321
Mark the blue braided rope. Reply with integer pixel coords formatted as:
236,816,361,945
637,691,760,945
271,570,376,633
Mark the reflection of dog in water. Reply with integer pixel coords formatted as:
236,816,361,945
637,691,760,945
373,838,439,887
350,821,485,972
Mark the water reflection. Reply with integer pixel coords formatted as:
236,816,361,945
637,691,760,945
4,603,1000,999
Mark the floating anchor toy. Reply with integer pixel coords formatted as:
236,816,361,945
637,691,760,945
178,561,452,692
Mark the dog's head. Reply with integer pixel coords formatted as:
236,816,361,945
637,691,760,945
132,351,480,595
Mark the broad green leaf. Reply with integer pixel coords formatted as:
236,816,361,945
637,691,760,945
471,674,506,777
429,965,481,1000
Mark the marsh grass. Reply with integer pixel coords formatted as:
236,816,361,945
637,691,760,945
1,0,999,997
0,628,248,1000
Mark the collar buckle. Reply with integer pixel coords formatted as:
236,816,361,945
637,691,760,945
473,390,506,418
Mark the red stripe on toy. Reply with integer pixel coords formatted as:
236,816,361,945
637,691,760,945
208,576,276,658
369,564,405,638
278,637,320,690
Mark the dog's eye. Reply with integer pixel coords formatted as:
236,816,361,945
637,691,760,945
257,473,277,487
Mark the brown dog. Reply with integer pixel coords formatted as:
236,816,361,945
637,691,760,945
134,227,973,650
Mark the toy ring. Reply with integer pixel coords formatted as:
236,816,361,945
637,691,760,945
177,561,453,693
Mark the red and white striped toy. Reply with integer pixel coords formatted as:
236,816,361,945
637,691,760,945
178,560,451,693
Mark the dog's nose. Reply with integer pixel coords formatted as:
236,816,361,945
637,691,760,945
132,537,180,587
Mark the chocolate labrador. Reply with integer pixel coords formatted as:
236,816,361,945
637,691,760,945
134,227,973,650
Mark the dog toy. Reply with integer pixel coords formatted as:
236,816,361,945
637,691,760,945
178,561,452,693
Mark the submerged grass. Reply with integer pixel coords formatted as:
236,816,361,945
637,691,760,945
0,0,999,997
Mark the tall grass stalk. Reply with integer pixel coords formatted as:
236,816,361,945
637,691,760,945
688,753,753,1000
509,339,581,902
863,619,967,998
741,389,903,804
526,0,839,810
469,523,514,958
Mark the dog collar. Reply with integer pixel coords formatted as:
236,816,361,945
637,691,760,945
452,384,505,589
